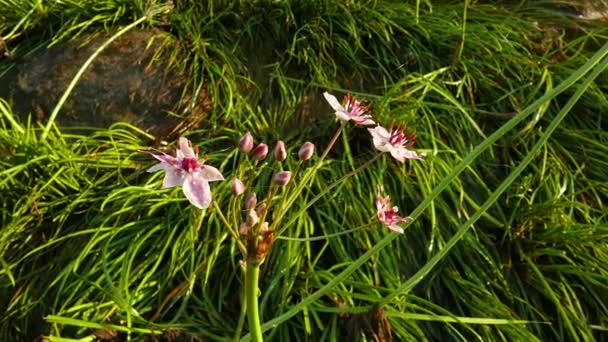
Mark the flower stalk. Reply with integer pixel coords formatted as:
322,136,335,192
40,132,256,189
246,261,264,342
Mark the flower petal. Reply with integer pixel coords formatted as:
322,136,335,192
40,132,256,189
323,92,345,112
389,148,406,163
369,127,392,152
356,118,376,126
183,175,212,209
198,165,224,182
150,152,179,165
335,110,352,121
147,162,171,173
369,125,390,139
391,148,424,162
176,137,196,159
161,170,185,188
388,225,404,234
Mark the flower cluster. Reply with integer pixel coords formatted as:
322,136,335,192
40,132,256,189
143,91,423,236
140,89,428,342
235,133,317,262
375,186,409,234
324,91,425,163
324,91,425,233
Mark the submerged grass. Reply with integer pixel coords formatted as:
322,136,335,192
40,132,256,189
1,0,608,341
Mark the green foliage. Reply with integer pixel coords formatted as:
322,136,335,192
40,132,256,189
1,0,608,341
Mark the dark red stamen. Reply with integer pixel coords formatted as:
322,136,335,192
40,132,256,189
181,158,200,172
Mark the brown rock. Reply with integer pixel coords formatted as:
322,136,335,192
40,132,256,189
0,29,210,138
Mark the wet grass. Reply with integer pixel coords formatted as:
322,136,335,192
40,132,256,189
1,0,608,341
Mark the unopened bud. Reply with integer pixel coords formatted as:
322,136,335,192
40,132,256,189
298,141,315,160
245,193,258,210
239,223,249,235
231,178,245,195
274,140,287,161
252,143,269,160
247,209,259,226
256,203,267,217
239,132,254,153
273,171,292,186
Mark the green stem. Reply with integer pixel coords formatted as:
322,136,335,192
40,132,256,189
271,121,346,231
277,153,382,236
246,261,264,342
233,275,248,341
212,201,246,255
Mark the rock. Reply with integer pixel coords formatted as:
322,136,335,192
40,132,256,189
0,29,210,138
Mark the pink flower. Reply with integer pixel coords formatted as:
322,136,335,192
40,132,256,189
323,91,375,125
146,137,224,209
368,125,425,162
376,185,408,234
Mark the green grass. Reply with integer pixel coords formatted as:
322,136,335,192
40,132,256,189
2,0,608,341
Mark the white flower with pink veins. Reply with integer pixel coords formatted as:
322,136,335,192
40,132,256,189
146,137,224,209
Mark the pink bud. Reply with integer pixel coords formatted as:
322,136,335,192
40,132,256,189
231,178,245,195
274,140,287,161
245,193,258,209
273,171,292,186
247,209,259,226
298,141,315,160
239,223,249,235
239,132,254,153
252,143,269,160
256,203,267,217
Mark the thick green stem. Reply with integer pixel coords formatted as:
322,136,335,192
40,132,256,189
246,261,264,342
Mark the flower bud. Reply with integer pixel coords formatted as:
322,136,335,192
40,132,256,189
239,132,254,153
231,178,245,196
256,203,267,217
274,140,287,161
298,141,315,160
252,143,269,160
247,209,259,226
273,171,292,186
245,193,258,210
239,223,249,235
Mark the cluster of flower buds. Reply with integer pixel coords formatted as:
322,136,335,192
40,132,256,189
237,191,275,263
233,131,319,263
237,132,317,188
238,131,316,164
